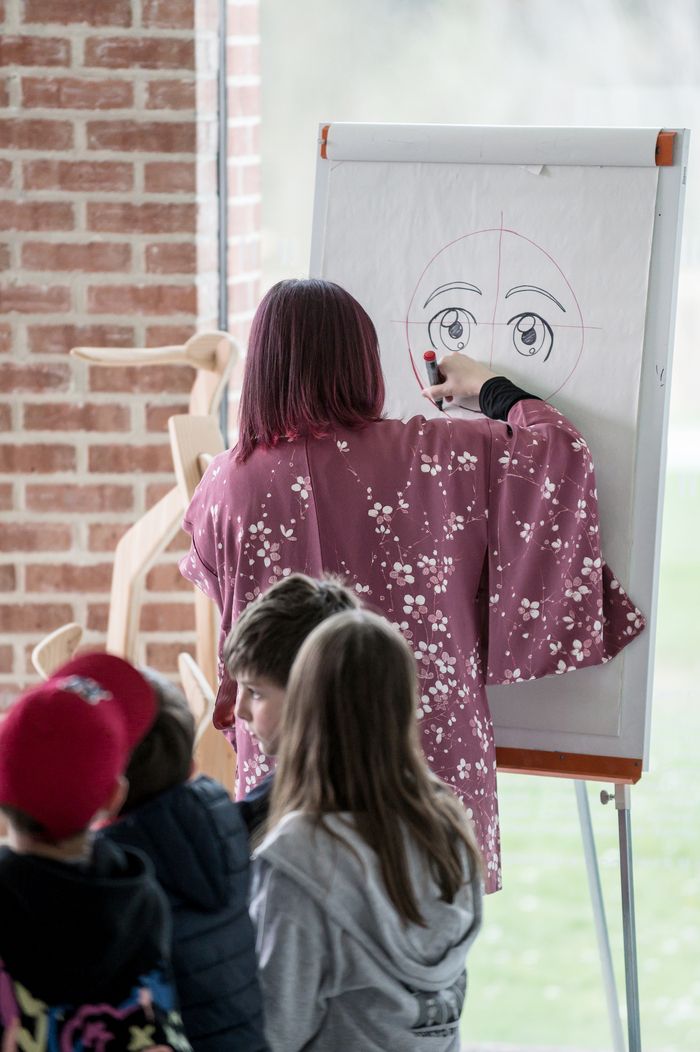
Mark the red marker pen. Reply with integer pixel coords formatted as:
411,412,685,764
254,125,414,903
423,350,444,411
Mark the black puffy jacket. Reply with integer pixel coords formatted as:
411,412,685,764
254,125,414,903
100,775,267,1052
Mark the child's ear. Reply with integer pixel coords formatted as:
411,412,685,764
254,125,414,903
105,775,129,818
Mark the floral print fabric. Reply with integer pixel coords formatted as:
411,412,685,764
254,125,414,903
181,400,644,892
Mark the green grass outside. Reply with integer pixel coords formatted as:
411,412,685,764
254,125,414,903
461,471,700,1051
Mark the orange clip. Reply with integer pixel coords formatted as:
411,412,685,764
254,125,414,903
655,130,675,166
319,124,330,160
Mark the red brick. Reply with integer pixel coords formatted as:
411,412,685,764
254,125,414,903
87,120,195,154
229,84,260,119
140,602,194,632
0,566,16,591
0,647,14,674
145,640,195,671
0,523,72,551
0,161,11,188
88,202,195,234
230,238,260,273
227,42,259,76
142,0,193,29
228,280,258,315
146,481,176,508
0,202,74,232
0,36,70,67
0,405,11,429
23,0,131,25
145,325,194,346
24,402,131,432
87,603,109,632
87,284,196,315
26,484,133,513
88,443,172,473
146,563,191,591
0,245,9,271
229,5,258,35
88,522,128,551
89,364,194,394
0,363,71,392
230,163,261,196
0,604,74,632
24,159,133,193
144,243,196,274
228,200,260,238
21,77,133,110
0,79,8,107
0,483,13,510
1,284,71,314
84,37,194,71
143,162,195,193
165,528,190,553
26,563,113,593
0,119,72,151
228,122,260,157
0,325,10,353
146,79,195,110
145,401,188,431
22,242,131,272
0,444,75,473
28,324,134,356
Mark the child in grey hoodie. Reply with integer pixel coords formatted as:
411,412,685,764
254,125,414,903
250,610,483,1052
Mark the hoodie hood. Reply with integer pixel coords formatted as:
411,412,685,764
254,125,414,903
0,838,168,1005
256,811,481,991
102,775,241,912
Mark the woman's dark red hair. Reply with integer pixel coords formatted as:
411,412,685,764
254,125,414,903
235,279,385,462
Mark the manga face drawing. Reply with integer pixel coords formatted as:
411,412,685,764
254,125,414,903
405,224,585,404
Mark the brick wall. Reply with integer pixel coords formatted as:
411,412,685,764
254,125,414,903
0,0,261,702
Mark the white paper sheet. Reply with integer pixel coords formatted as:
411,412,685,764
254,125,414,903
316,159,659,745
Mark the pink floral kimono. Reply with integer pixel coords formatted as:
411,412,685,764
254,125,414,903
181,399,644,892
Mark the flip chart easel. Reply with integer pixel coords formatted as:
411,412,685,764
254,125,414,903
310,123,689,1052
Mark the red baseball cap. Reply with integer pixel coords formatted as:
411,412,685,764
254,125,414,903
0,653,156,841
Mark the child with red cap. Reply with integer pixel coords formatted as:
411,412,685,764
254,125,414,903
0,652,192,1051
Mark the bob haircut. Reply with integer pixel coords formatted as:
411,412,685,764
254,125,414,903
235,278,385,462
269,609,481,926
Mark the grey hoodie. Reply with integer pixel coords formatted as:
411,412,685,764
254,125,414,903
250,812,482,1052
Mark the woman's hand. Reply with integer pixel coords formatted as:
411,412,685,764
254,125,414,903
422,352,498,403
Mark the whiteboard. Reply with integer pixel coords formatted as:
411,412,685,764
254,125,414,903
310,124,689,773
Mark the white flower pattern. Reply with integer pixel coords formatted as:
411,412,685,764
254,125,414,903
181,403,646,895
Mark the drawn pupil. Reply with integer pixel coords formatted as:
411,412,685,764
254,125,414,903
517,316,537,345
444,313,463,340
508,312,554,361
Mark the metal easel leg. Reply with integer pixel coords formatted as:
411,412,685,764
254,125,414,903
575,781,626,1052
615,783,642,1052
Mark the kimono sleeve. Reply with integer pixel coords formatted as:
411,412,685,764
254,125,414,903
485,399,645,686
179,455,225,610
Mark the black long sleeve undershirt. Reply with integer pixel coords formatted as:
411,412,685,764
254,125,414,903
478,376,541,421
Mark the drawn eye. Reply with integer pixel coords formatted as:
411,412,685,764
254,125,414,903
508,313,553,361
428,308,475,353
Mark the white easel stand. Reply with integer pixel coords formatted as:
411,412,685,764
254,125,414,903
575,781,641,1052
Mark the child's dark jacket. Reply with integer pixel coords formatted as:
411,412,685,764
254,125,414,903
100,774,267,1052
0,837,191,1050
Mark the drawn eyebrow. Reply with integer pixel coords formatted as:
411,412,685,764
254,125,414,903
505,285,566,312
423,282,482,309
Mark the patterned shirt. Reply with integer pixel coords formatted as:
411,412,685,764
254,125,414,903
181,401,645,892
